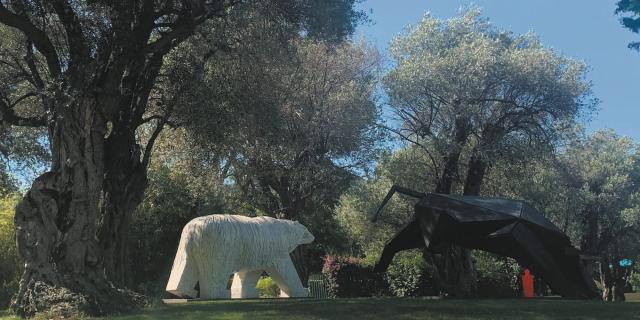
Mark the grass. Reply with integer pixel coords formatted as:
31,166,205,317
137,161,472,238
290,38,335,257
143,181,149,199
0,310,16,320
2,296,639,320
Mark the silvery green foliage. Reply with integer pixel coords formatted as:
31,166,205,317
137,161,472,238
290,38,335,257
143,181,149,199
335,147,435,259
559,130,640,256
0,27,49,189
166,214,314,299
485,129,640,263
384,8,594,163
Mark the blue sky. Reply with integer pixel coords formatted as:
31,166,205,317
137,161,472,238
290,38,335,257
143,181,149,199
356,0,640,140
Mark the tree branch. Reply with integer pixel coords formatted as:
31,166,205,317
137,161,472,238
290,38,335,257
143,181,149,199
0,95,46,127
141,117,166,168
47,0,89,71
140,114,176,127
24,40,45,89
141,98,176,168
146,0,240,56
0,3,61,77
377,123,440,173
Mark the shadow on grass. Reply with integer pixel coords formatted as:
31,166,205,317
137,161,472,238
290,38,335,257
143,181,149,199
106,297,640,320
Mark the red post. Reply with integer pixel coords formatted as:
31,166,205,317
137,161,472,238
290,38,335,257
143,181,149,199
522,269,534,298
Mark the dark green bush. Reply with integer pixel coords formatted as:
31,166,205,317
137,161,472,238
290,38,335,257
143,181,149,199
322,256,388,298
630,263,639,292
474,250,520,298
385,250,437,297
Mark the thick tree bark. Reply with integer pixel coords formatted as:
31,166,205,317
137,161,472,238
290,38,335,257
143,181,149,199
463,153,487,196
12,99,145,317
1,0,259,316
428,115,478,298
98,124,149,288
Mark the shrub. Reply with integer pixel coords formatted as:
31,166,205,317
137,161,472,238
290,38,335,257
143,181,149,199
0,194,21,308
256,276,280,298
474,250,520,297
385,250,436,297
322,256,388,298
630,263,640,292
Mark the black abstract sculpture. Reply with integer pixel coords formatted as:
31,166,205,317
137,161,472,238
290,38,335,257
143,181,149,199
371,185,599,299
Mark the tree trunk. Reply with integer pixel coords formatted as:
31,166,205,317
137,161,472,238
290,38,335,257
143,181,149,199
435,152,489,298
600,257,626,302
98,123,149,288
429,115,478,297
434,113,469,194
11,99,145,317
463,153,487,196
431,244,478,297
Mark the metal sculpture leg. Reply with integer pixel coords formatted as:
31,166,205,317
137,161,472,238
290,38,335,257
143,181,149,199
374,219,426,272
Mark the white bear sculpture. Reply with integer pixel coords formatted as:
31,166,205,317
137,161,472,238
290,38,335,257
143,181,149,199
166,214,314,299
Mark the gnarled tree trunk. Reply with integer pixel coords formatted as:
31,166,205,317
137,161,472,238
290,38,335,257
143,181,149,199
99,123,150,288
429,115,478,298
12,96,146,317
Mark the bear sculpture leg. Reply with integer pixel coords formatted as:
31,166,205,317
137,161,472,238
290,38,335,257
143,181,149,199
199,263,232,299
266,257,308,298
231,270,262,299
165,250,198,298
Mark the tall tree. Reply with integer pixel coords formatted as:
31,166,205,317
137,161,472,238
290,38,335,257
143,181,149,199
554,131,640,301
0,0,363,316
616,0,640,50
383,8,593,296
174,13,383,282
485,129,640,301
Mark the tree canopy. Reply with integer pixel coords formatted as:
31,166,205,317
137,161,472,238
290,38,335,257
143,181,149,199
617,0,640,50
159,5,384,281
0,1,637,316
380,8,595,296
0,0,366,316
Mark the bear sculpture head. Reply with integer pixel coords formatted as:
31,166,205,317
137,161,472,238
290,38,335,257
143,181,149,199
296,222,315,245
282,220,314,253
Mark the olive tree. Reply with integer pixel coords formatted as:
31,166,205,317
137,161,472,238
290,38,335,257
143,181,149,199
556,130,640,301
0,0,363,316
383,8,594,296
176,18,384,281
485,129,640,301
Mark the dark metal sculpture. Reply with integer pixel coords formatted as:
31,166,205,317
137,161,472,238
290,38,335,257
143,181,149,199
372,185,599,299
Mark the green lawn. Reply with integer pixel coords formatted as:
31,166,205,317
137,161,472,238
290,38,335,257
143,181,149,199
2,297,639,320
0,310,16,320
